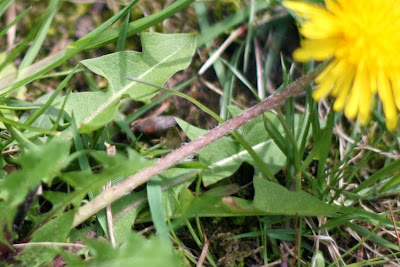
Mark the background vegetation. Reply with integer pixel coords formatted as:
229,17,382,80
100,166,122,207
0,0,399,266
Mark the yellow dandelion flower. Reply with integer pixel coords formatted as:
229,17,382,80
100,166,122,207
283,0,400,131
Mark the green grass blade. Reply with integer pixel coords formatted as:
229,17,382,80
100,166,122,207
70,116,91,173
147,176,171,245
116,10,131,52
0,105,39,110
3,126,36,150
276,112,301,171
328,223,381,267
194,1,226,93
125,77,224,124
243,0,256,72
306,76,321,140
316,109,334,182
220,46,242,121
197,1,269,46
0,115,57,135
115,112,136,143
0,6,31,40
0,0,13,17
220,58,261,102
0,19,38,72
353,158,400,194
52,86,72,131
86,0,195,50
297,95,312,156
0,0,139,97
19,0,61,71
263,114,287,153
346,222,399,251
25,65,80,127
263,23,288,91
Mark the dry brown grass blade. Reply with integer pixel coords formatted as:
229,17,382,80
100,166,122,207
388,204,400,251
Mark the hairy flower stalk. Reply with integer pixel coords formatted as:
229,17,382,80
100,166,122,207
284,0,400,131
72,66,323,228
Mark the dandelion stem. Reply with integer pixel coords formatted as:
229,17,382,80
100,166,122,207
71,65,323,228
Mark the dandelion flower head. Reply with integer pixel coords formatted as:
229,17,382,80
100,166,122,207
284,0,400,131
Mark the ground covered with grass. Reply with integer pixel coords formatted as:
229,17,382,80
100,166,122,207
0,0,399,266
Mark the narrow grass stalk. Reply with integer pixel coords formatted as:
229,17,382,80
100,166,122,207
25,65,79,126
72,65,323,228
86,0,195,49
0,1,139,97
328,224,381,267
0,7,30,40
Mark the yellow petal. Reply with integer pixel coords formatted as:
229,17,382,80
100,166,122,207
283,1,328,19
293,39,338,61
357,67,371,125
344,72,362,119
313,80,333,100
325,0,341,15
333,72,353,111
300,17,340,39
378,70,398,131
390,73,400,110
368,69,378,94
330,60,352,96
313,61,338,100
315,60,337,84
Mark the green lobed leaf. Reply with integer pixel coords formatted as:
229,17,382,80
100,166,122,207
250,178,338,216
64,231,185,266
176,110,290,186
35,150,153,235
16,211,75,266
57,32,196,133
60,150,153,192
112,190,147,245
176,177,338,218
0,136,71,230
0,137,71,248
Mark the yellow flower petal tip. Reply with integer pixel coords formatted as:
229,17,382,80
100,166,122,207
386,120,398,132
285,0,400,131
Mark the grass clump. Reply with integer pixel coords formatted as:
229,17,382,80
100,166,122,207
0,0,399,266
